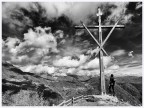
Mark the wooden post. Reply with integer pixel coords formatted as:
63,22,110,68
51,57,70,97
97,7,106,95
75,7,124,95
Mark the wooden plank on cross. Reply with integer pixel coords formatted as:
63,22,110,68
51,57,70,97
95,19,121,57
97,7,106,95
75,7,124,95
75,25,124,29
80,21,108,56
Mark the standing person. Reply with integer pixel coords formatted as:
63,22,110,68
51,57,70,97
109,74,115,96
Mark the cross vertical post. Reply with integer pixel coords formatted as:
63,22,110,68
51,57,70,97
97,8,106,95
75,7,124,95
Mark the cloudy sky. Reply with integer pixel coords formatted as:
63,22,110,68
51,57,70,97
2,2,142,76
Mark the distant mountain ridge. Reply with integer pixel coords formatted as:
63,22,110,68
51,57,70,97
2,62,142,106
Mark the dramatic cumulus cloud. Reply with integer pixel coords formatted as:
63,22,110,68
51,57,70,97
108,64,119,70
20,64,55,74
2,2,33,33
2,2,142,76
52,55,113,76
135,2,142,9
3,2,140,52
2,27,58,66
2,2,132,30
53,55,88,68
105,2,133,24
110,49,126,56
81,56,112,69
53,54,112,69
4,37,20,49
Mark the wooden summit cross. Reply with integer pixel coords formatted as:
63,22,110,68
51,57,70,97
75,7,124,95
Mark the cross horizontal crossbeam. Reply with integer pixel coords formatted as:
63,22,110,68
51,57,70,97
74,7,125,95
75,25,124,29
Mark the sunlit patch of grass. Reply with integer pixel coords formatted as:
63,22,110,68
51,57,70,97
2,90,50,106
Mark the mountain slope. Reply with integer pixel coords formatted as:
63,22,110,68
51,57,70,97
2,62,142,106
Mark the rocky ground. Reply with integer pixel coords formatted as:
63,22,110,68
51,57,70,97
73,95,132,106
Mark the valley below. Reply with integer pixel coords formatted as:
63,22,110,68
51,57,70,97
2,61,142,106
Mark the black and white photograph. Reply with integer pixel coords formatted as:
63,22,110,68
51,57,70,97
2,1,142,106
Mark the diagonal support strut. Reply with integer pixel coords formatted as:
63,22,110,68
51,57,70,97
95,19,120,57
80,21,108,56
74,7,125,95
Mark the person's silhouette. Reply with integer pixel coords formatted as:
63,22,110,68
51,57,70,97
109,74,115,96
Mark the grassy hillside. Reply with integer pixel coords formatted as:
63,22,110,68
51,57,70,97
2,62,142,106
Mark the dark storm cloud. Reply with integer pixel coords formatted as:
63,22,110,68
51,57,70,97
103,2,142,53
80,2,142,53
2,2,132,39
2,2,142,69
2,2,142,76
